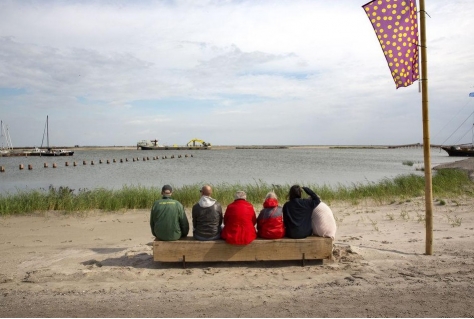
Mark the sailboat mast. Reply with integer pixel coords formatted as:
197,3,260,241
46,115,49,148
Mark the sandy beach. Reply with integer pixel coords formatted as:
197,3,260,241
1,199,473,317
1,161,474,317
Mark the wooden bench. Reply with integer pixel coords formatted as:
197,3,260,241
153,236,333,267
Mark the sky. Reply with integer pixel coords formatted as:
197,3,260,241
1,0,473,147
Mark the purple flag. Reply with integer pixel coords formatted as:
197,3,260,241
363,0,419,89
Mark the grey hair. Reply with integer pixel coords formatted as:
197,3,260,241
265,191,278,200
234,190,247,200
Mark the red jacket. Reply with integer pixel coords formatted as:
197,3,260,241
221,199,257,245
257,198,285,239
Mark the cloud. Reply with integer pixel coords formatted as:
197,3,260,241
0,0,473,146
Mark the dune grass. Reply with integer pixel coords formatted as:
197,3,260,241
0,168,472,215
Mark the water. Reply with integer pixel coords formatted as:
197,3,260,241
0,147,456,194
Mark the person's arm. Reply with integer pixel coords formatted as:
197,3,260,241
302,187,321,204
191,205,197,230
150,206,156,238
216,203,223,226
179,204,190,237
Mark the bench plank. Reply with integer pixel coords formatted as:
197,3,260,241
153,237,333,262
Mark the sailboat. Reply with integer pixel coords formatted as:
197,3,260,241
441,92,474,156
30,116,74,156
1,120,14,155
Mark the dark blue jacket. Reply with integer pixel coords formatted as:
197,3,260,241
282,187,321,239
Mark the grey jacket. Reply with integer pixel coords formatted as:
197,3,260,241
192,196,223,239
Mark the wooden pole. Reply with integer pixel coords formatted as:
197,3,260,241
419,0,433,255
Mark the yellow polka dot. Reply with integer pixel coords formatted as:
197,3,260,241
392,10,396,14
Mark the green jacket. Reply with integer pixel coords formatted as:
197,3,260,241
150,196,189,241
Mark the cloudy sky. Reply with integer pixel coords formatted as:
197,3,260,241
1,0,473,147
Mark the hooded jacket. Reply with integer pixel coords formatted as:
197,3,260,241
192,196,223,239
282,187,321,239
257,198,285,239
221,199,257,245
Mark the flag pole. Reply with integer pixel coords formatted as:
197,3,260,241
419,0,433,255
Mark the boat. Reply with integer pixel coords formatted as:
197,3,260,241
30,116,74,156
0,120,14,155
441,144,474,157
137,138,211,150
440,92,474,157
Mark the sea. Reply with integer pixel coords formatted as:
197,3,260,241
0,147,457,195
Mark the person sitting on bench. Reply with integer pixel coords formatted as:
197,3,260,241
221,191,257,245
257,191,285,239
150,184,189,241
192,184,223,241
283,185,321,239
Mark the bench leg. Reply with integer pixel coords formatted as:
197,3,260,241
302,253,305,267
183,255,186,269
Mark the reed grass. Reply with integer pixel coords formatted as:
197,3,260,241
0,168,472,215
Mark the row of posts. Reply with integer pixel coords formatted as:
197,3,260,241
0,154,193,172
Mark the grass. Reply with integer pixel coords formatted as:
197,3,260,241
0,168,473,215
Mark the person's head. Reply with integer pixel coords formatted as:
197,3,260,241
265,191,278,200
234,190,247,200
161,184,173,197
200,184,212,197
288,185,302,201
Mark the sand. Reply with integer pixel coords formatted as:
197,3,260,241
1,199,473,317
1,160,474,317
